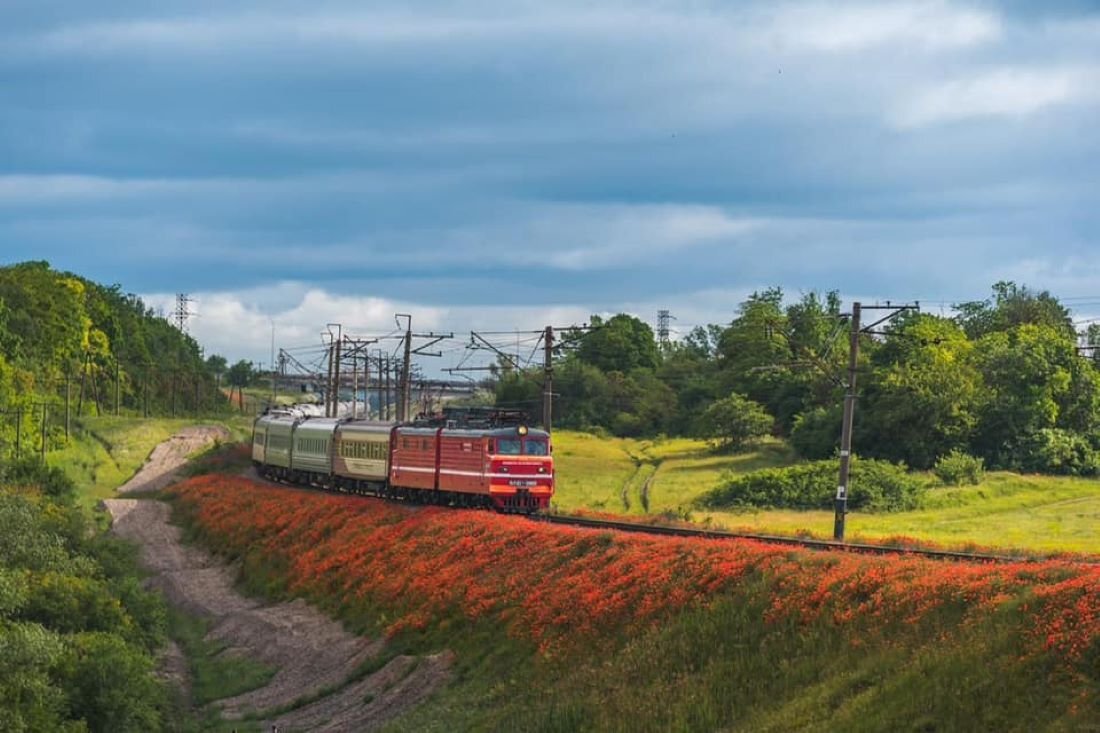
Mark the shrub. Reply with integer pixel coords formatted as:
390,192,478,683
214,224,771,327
0,457,75,501
1019,429,1100,476
933,450,985,486
789,406,841,459
696,457,923,512
696,392,773,452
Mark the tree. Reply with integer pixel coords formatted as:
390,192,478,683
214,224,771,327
971,324,1080,467
856,314,982,468
205,354,228,391
956,281,1073,340
225,360,254,389
576,314,659,374
716,289,845,433
697,392,773,451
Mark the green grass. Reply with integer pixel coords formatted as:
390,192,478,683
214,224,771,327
47,416,194,510
550,432,639,513
552,430,1100,556
702,470,1100,555
43,415,255,512
551,431,794,516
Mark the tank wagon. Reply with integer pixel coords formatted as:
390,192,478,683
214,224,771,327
251,409,553,513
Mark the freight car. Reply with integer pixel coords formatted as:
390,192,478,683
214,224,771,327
250,411,553,513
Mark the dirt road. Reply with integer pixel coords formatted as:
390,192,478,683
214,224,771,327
117,425,231,494
105,427,450,731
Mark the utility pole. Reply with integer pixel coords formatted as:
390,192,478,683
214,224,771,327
65,367,71,441
834,303,861,541
90,358,102,416
384,356,392,420
324,342,335,417
392,314,451,422
367,354,376,416
397,314,413,422
833,301,919,541
40,404,47,463
333,336,343,417
542,325,554,432
114,358,120,415
270,320,277,408
352,353,359,418
77,352,88,417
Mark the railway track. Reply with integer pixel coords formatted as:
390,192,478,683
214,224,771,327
537,513,1089,565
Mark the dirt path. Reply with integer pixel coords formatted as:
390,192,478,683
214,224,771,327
104,428,451,731
117,425,231,494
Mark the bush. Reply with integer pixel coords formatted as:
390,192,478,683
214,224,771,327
933,450,985,486
696,458,924,512
0,458,75,501
696,393,773,452
1018,429,1100,476
789,406,842,459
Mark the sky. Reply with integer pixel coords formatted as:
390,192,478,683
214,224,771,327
2,0,1099,371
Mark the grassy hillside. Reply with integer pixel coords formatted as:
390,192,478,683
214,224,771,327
43,415,253,511
168,474,1100,731
551,432,793,516
551,430,1100,556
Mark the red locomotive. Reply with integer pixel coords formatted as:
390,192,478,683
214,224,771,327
252,407,554,513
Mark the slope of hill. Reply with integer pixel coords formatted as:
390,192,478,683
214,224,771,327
169,474,1100,731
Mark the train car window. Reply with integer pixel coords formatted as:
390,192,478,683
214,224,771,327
524,439,549,456
497,439,521,455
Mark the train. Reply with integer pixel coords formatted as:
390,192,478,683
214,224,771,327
250,407,554,513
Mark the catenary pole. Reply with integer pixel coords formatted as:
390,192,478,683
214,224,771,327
542,326,554,432
834,302,861,541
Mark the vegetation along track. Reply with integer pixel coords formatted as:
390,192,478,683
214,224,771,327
247,465,1097,565
536,513,1100,565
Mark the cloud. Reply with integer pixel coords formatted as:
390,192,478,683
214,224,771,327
765,1,1001,53
891,66,1099,128
532,205,760,270
2,0,1099,349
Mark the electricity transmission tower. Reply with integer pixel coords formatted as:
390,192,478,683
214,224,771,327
173,294,193,333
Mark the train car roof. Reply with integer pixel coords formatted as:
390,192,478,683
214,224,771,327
395,425,550,439
255,411,299,424
337,420,396,433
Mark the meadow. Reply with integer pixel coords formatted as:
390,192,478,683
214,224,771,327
551,431,1100,556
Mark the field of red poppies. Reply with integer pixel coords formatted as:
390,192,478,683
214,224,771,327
168,474,1100,729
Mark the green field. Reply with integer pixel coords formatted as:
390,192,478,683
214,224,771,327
551,430,1100,556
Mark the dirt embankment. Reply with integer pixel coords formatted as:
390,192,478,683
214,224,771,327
117,425,231,494
104,427,451,731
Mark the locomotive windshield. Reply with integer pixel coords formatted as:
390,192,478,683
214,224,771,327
493,438,548,455
497,439,522,455
524,439,549,456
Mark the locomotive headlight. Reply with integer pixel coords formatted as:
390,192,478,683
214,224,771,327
538,466,546,473
518,425,528,436
500,466,509,473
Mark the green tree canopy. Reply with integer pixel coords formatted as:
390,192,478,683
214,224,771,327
576,314,659,374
